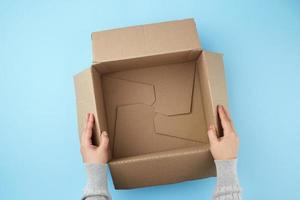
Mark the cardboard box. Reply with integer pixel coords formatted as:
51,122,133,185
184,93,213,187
74,19,228,189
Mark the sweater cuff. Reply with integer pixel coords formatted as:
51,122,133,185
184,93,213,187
83,163,110,198
214,159,239,186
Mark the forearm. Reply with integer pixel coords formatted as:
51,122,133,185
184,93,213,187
213,159,242,200
82,164,111,200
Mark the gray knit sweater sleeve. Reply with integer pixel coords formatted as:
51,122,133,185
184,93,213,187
82,164,111,200
82,160,242,200
214,159,242,200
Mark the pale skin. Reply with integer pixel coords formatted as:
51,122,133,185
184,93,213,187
80,113,109,164
208,105,239,160
80,105,239,163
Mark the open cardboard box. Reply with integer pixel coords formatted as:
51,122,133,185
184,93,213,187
74,19,228,189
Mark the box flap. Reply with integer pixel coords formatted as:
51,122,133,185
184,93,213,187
92,19,201,63
197,51,228,136
74,67,107,146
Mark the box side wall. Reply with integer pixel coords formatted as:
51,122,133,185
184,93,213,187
109,146,215,189
74,68,107,146
197,51,228,136
91,68,109,144
93,50,200,74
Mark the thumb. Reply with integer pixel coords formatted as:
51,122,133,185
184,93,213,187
99,131,109,150
207,125,218,144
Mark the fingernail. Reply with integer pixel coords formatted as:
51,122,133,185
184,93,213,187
102,131,108,136
211,124,216,130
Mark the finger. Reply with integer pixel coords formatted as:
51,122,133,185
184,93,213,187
82,113,94,146
222,105,231,119
218,105,234,135
207,125,218,144
81,113,90,143
99,131,109,150
222,106,236,133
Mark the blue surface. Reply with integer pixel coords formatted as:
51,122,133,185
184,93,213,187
0,0,299,199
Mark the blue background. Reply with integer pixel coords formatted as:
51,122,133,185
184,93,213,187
0,0,299,199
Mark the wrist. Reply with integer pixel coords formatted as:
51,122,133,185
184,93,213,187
214,159,239,186
85,163,108,191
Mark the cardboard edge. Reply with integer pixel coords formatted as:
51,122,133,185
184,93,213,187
92,18,196,36
74,68,109,150
109,145,215,189
91,18,201,63
74,68,101,145
197,51,228,137
92,49,201,71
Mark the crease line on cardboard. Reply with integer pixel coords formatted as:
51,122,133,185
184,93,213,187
109,147,210,165
105,79,156,158
151,108,204,143
92,48,201,64
111,104,118,158
152,63,204,143
202,52,215,119
106,64,195,116
104,76,157,106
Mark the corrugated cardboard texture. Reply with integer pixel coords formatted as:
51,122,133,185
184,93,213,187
92,19,201,63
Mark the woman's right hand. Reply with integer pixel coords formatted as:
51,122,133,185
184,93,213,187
207,105,239,160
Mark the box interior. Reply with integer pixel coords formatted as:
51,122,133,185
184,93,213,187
74,19,227,188
92,50,213,160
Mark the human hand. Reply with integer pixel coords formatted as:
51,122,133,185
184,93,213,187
80,113,109,164
207,105,239,160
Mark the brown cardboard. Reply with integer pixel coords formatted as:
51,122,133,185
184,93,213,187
109,146,215,189
107,61,195,115
154,66,208,143
74,68,107,146
74,18,228,189
114,104,198,158
197,51,228,136
92,19,201,63
102,76,155,153
114,104,156,158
